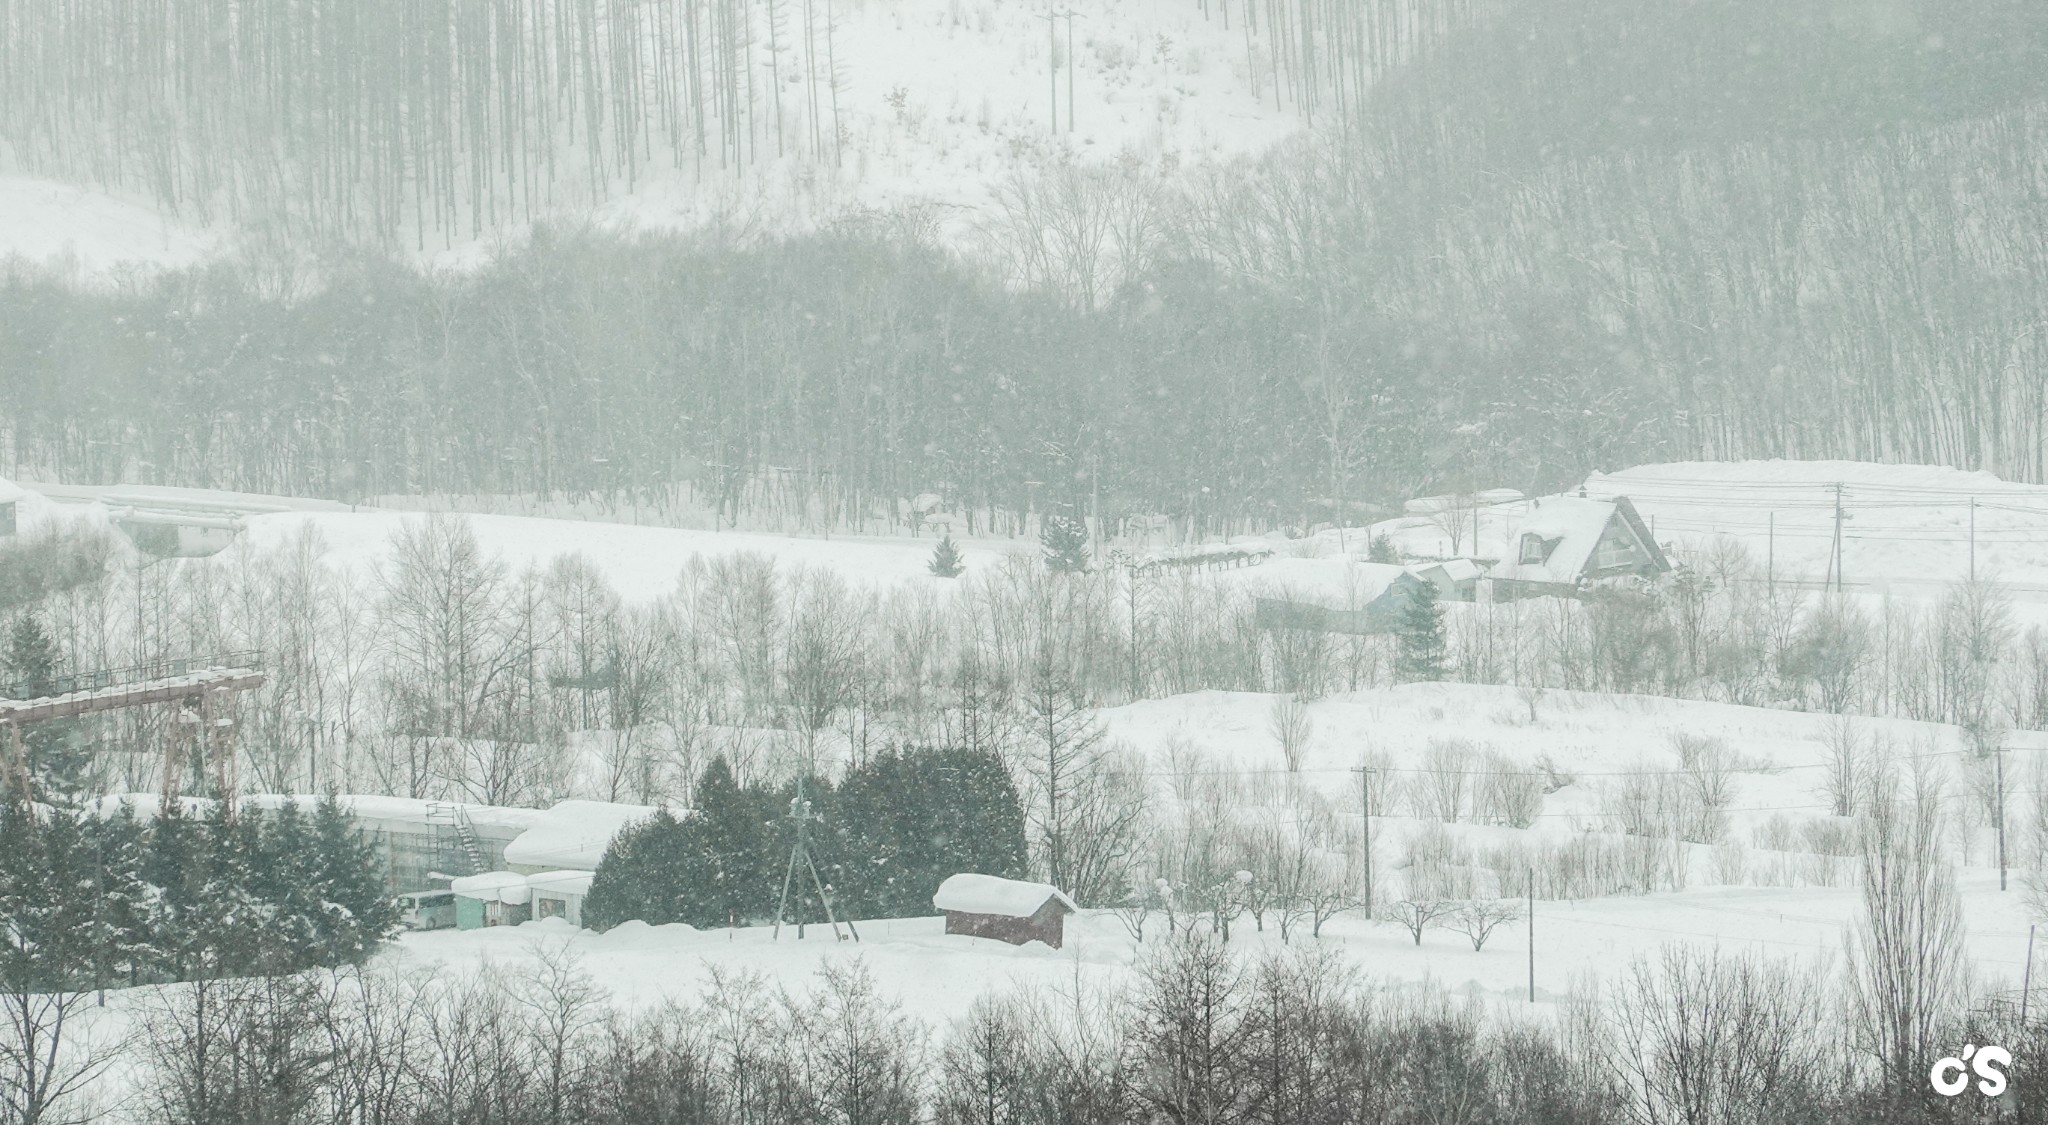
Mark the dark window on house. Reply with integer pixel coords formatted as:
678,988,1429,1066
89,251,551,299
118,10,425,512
1519,533,1550,565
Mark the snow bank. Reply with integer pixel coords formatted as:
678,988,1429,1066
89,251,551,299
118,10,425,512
932,873,1076,918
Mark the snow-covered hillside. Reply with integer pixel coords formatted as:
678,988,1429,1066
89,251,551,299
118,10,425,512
1,0,1301,280
0,176,217,281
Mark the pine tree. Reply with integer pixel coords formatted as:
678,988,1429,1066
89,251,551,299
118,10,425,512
3,612,58,698
674,757,779,928
834,745,1028,918
1394,578,1449,683
1040,514,1091,574
309,793,401,964
585,808,685,930
928,534,966,578
4,611,91,801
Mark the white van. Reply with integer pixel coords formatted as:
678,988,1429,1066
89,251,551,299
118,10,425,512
393,890,458,931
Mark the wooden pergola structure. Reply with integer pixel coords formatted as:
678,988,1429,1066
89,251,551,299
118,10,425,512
2,651,266,817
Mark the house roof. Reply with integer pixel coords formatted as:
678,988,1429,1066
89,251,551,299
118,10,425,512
451,870,531,904
1491,495,1667,585
502,799,659,869
0,477,24,505
933,873,1077,918
525,869,597,897
1414,558,1484,584
1244,559,1415,611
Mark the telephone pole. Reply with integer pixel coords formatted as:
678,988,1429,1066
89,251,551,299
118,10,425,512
1063,9,1079,133
1352,764,1373,915
1970,497,1977,583
1828,483,1847,593
774,776,858,942
1998,737,2010,892
1040,9,1058,133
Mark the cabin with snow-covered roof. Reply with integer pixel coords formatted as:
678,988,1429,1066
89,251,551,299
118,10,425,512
933,873,1078,949
1488,494,1669,600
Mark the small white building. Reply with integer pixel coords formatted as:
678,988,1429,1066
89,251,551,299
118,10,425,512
451,870,533,929
526,870,598,926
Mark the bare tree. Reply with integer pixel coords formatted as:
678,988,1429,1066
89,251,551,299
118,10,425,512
1848,750,1968,1108
1268,694,1313,772
1383,899,1452,946
1446,898,1524,952
0,988,122,1125
1604,947,1836,1125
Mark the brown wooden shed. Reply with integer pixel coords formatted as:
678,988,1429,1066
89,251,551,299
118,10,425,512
933,873,1079,949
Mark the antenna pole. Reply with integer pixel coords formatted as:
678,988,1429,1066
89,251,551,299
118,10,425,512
774,776,859,942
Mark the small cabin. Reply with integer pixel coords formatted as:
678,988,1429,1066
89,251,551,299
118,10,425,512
933,873,1078,949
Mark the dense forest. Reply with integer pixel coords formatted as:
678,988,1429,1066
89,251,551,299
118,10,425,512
4,0,2048,523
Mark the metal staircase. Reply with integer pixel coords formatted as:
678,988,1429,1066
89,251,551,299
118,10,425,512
425,801,489,875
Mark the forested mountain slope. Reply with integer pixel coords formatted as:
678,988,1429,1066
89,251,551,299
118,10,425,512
3,0,2044,520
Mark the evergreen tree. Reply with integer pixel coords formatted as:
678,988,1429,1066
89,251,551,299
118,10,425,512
1394,578,1449,683
832,745,1028,918
928,534,966,578
2,612,57,698
139,798,207,980
676,758,780,928
309,793,400,964
3,611,91,801
1040,514,1091,574
86,805,153,989
584,808,686,930
254,801,324,970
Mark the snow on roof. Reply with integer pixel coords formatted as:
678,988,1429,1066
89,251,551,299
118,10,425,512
1415,558,1484,584
932,873,1077,918
525,870,597,897
86,794,220,820
1240,558,1413,610
0,477,24,505
1491,495,1618,585
502,799,658,869
451,871,531,904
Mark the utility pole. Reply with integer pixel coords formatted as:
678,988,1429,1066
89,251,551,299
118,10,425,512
1040,9,1058,133
774,776,858,942
1970,497,1977,583
1352,764,1373,916
2024,924,2037,1026
1527,868,1535,1003
1829,483,1847,594
1064,8,1079,132
1767,511,1775,594
1998,737,2010,892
